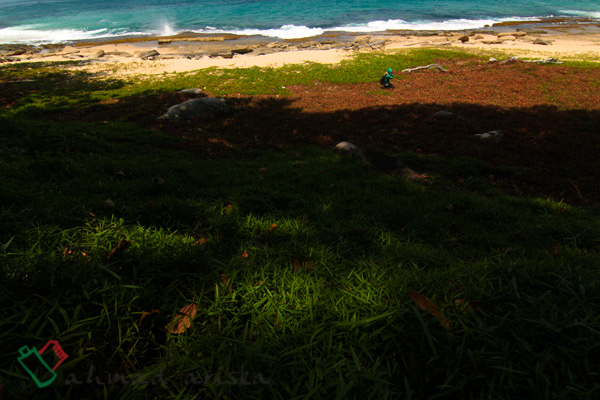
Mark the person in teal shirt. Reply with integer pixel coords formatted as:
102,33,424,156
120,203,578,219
380,68,394,89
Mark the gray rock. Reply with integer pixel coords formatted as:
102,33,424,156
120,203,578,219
499,56,519,65
179,88,205,96
231,46,254,55
432,110,458,120
523,58,563,64
210,50,233,59
159,97,229,121
140,50,160,60
533,38,552,46
335,141,360,154
474,130,505,142
369,40,387,49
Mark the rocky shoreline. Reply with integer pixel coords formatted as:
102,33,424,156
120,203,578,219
1,18,599,74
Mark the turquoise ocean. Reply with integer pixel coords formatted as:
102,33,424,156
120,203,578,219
1,0,599,44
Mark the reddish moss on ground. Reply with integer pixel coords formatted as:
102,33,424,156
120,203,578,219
149,59,599,205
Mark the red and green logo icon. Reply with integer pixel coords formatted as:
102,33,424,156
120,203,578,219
17,340,69,388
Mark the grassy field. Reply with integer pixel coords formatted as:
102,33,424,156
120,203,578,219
1,49,600,399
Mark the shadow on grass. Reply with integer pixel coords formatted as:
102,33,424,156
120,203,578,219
2,68,600,399
147,94,600,206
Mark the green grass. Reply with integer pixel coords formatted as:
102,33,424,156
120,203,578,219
1,49,600,399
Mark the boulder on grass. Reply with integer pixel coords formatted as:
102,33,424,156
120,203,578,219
474,130,505,142
179,88,206,96
159,98,229,121
335,141,360,154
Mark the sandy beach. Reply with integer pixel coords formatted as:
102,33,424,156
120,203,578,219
2,19,600,77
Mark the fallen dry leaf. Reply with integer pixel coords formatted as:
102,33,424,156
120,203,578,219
221,273,233,293
107,239,131,261
138,309,159,327
63,246,88,257
266,223,278,233
409,291,451,330
166,303,198,334
293,258,301,271
240,249,249,258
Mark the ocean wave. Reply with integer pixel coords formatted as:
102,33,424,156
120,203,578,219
559,10,600,19
192,17,541,40
198,24,325,40
0,14,589,44
329,17,539,33
0,26,144,44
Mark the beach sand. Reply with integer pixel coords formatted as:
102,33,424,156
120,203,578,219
2,19,600,77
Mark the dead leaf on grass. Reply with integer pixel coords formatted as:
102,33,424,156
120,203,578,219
63,246,88,257
409,291,451,330
138,309,159,327
221,273,233,293
266,223,278,233
166,303,198,334
107,239,131,261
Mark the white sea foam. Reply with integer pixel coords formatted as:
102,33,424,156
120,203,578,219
158,22,178,36
0,14,587,44
202,24,326,39
329,17,540,33
196,17,541,40
559,10,600,19
0,26,142,44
